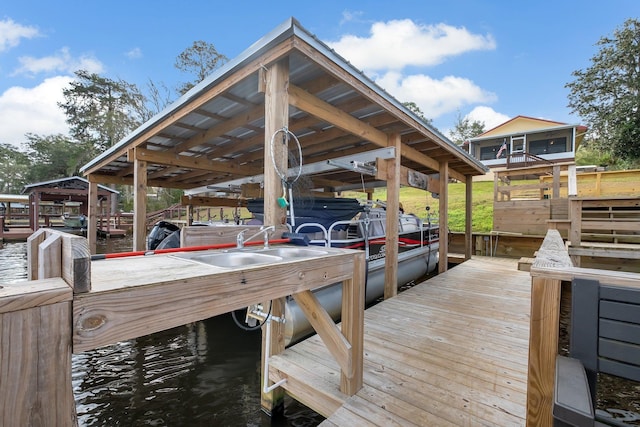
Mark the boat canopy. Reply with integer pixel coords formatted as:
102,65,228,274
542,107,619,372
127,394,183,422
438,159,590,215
247,197,364,229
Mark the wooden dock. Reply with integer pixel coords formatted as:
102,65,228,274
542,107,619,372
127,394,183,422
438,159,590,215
97,226,127,237
269,256,531,426
0,227,34,241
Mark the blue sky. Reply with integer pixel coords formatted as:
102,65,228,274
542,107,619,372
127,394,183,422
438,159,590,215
1,1,638,150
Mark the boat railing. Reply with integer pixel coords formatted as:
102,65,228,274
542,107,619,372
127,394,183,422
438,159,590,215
294,214,440,249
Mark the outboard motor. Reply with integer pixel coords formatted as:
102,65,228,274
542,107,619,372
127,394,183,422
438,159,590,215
147,221,180,250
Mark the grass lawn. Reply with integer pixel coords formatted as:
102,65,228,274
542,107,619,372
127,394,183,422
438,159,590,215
348,180,496,233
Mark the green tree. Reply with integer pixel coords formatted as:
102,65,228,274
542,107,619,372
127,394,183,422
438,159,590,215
175,40,228,95
59,70,147,152
566,18,640,162
403,102,433,125
24,134,94,182
0,143,30,193
575,137,614,167
145,79,173,118
448,112,485,145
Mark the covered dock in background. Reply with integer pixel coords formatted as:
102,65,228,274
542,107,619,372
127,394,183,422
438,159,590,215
0,193,30,240
22,177,120,234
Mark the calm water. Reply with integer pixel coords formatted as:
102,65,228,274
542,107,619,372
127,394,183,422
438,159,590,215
0,237,323,426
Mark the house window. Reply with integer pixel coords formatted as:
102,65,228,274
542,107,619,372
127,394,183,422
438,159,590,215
511,136,525,152
480,144,506,160
529,137,567,155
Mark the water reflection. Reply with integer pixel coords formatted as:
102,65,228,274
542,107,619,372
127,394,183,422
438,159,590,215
0,241,28,283
73,316,276,426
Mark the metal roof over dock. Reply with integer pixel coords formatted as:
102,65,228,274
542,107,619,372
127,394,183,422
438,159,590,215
80,17,486,192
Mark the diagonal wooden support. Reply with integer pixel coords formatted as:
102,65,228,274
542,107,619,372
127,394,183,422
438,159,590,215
293,290,353,377
291,251,365,395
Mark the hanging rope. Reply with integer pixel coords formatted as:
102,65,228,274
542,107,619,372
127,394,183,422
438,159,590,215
269,126,302,183
269,127,303,225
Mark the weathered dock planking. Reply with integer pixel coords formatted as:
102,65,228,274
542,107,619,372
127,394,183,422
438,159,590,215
269,256,531,426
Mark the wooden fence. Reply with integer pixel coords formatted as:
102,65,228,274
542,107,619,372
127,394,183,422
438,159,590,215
540,168,640,198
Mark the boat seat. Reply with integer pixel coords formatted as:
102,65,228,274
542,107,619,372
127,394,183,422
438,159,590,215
553,278,640,426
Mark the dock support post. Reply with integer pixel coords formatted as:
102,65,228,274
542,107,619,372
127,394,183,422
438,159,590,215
87,179,98,254
383,133,401,299
465,175,473,260
133,152,148,251
260,57,289,416
527,276,561,427
341,252,365,394
527,230,570,426
438,161,449,273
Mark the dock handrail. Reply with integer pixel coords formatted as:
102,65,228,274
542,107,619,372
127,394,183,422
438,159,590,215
525,229,640,426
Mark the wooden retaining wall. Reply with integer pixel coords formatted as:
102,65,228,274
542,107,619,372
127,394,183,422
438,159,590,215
493,200,551,236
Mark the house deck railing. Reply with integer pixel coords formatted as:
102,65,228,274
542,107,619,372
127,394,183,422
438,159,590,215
506,152,554,169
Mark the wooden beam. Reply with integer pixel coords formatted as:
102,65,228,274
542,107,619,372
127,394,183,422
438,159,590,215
174,105,265,154
292,290,353,376
288,84,389,148
526,230,572,426
465,175,473,260
133,154,147,251
86,173,196,190
38,233,61,280
401,144,465,182
27,229,46,280
567,164,577,196
87,180,98,255
292,35,483,178
438,161,449,274
292,36,458,153
552,165,561,199
340,252,365,395
261,58,289,416
25,187,110,197
526,275,561,426
83,38,295,176
181,195,247,208
135,147,262,176
384,133,401,299
497,162,574,178
0,294,75,425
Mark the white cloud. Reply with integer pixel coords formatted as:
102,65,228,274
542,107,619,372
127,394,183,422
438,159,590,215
466,106,510,130
0,76,72,148
376,71,497,119
0,18,40,52
340,10,365,25
126,47,142,59
328,19,495,71
13,47,104,76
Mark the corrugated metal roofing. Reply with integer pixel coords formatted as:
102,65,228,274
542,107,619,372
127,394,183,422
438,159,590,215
22,176,119,194
80,17,487,192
